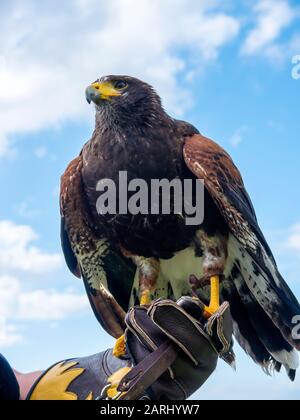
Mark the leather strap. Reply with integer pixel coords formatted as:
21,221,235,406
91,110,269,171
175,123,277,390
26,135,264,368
118,341,177,400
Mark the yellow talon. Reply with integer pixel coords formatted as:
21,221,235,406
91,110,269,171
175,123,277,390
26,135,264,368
204,275,220,319
113,289,152,359
140,289,151,306
113,288,152,360
113,334,127,358
106,367,132,399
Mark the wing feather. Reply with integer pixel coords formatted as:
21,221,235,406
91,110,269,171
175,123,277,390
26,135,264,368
184,134,300,352
60,156,135,338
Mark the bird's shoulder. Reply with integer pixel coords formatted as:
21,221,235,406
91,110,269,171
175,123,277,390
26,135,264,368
173,119,200,138
183,133,244,188
60,155,84,209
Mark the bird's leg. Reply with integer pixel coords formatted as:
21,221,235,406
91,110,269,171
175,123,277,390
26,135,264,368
140,290,151,306
195,231,228,319
138,261,160,307
129,255,160,306
203,275,220,319
113,252,160,358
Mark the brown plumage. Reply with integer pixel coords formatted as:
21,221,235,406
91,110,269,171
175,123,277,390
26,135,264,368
61,75,300,380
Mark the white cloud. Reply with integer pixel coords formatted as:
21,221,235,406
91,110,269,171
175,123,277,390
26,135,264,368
0,220,87,347
0,275,89,346
229,125,249,147
0,0,240,156
0,321,23,348
0,220,62,274
242,0,296,56
18,290,88,321
0,276,21,319
34,146,48,159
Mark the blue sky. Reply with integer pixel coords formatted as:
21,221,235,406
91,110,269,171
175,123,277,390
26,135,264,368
0,0,300,400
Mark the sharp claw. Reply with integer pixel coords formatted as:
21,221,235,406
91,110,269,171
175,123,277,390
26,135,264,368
203,304,220,319
140,290,151,306
113,335,127,358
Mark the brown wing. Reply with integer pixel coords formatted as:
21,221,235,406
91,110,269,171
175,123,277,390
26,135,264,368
184,134,300,355
183,134,259,251
60,155,129,338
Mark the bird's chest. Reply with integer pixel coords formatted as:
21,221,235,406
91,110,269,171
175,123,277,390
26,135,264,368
84,132,180,182
82,132,196,258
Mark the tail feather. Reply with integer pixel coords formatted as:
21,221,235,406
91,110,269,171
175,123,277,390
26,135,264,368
222,276,274,370
228,234,300,349
233,271,298,377
225,234,300,380
289,369,296,382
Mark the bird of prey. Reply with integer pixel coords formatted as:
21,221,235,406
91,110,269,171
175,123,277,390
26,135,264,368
60,75,300,380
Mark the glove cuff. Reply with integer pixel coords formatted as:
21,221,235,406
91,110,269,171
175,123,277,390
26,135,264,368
206,302,233,356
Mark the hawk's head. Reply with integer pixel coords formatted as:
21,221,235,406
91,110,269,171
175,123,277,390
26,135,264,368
85,75,165,124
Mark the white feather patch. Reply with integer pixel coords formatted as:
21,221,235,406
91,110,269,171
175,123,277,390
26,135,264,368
270,349,299,370
129,246,204,306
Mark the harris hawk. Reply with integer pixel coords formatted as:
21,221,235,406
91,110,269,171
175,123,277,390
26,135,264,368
60,75,300,381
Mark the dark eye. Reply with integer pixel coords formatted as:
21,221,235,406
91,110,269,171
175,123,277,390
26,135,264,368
114,80,128,90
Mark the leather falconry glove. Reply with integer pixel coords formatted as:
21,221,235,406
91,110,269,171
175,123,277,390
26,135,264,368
26,297,233,400
102,296,234,400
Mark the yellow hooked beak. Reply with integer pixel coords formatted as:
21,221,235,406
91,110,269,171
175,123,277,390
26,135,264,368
85,81,122,104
